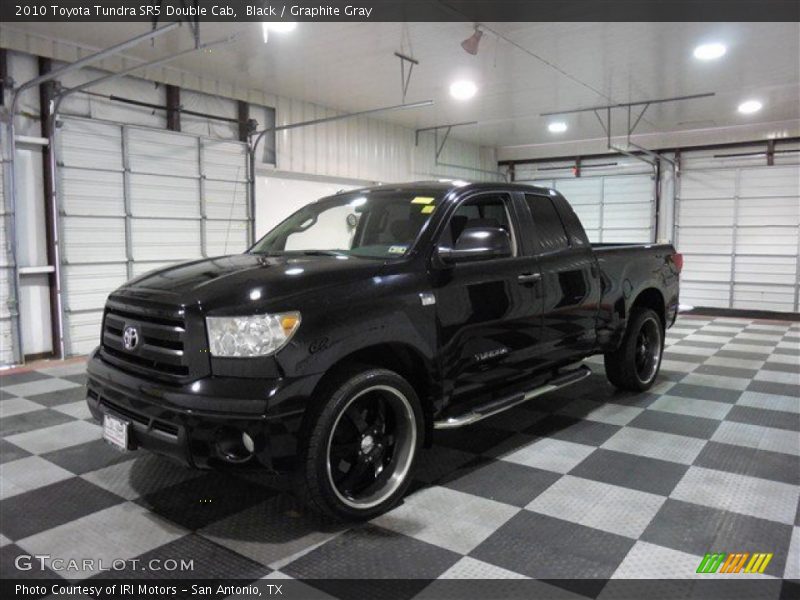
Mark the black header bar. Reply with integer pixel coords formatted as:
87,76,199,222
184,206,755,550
2,0,799,23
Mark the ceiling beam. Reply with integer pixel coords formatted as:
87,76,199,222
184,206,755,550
540,92,716,117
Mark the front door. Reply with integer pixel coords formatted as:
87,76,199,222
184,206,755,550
432,192,541,400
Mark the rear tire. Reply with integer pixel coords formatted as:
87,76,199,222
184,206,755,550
604,308,664,391
295,366,423,521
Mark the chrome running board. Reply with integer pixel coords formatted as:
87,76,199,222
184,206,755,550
433,365,592,430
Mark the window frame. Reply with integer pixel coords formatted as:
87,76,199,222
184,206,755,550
523,193,572,255
432,191,524,261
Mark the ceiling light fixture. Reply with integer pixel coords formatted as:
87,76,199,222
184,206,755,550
449,80,478,101
262,22,297,43
548,121,568,133
738,99,763,114
461,26,483,55
693,42,726,60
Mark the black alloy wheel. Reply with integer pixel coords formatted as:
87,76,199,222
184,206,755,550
296,367,423,521
604,307,665,391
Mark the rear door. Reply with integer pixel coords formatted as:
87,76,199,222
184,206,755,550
523,193,601,364
432,192,541,399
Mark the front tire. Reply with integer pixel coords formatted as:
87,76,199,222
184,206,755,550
604,308,664,391
296,366,423,521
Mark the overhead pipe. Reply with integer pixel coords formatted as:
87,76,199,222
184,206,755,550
3,23,180,362
11,23,181,118
540,93,716,117
54,34,238,107
250,100,434,148
413,120,508,179
540,93,718,169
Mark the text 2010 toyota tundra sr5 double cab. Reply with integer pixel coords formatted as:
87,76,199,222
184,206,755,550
87,181,681,520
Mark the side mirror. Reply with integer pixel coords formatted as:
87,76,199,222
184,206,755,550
438,226,512,264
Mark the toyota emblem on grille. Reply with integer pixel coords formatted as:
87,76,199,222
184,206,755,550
122,325,140,351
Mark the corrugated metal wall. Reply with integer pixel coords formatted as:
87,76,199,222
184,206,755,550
513,156,656,243
675,145,800,312
57,117,251,355
267,96,500,183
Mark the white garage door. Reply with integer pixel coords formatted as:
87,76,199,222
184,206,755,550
675,146,800,312
57,117,251,355
516,157,655,243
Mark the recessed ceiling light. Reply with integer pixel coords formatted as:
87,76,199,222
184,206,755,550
449,80,477,101
262,22,297,42
738,99,763,114
548,121,568,133
693,42,726,60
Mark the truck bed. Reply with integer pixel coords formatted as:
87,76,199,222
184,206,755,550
591,242,671,251
591,242,676,259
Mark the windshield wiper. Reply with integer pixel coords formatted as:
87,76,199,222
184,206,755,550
297,250,346,257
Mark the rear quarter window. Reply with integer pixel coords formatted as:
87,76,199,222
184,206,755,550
525,194,570,253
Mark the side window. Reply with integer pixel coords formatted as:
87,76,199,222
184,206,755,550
525,194,569,253
441,194,518,257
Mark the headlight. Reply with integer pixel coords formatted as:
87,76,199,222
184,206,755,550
206,312,301,357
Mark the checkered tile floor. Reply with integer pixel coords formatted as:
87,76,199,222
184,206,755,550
1,316,798,594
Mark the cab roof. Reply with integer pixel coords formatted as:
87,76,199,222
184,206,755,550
337,180,557,199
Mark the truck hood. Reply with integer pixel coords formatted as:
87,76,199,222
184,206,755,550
118,253,386,308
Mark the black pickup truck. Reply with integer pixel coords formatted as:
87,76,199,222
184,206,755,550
86,181,681,520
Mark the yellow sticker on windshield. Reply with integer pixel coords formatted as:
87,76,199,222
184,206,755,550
411,196,435,205
421,205,435,214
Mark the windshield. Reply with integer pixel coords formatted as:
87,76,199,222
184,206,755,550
250,190,442,259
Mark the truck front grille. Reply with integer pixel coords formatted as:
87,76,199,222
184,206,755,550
101,298,194,381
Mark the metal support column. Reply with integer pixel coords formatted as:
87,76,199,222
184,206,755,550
166,85,181,131
121,126,134,281
599,178,605,243
0,49,8,103
38,57,61,357
730,169,741,309
237,101,250,143
199,138,207,257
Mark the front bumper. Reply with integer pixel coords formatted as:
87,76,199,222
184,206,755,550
86,348,320,469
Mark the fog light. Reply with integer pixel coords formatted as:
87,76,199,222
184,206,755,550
216,427,253,463
242,432,255,453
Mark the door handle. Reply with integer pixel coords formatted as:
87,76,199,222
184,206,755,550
517,272,541,284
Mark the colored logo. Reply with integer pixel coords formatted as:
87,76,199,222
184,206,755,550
696,552,773,574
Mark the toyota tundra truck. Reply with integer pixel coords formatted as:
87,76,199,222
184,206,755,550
86,181,681,520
